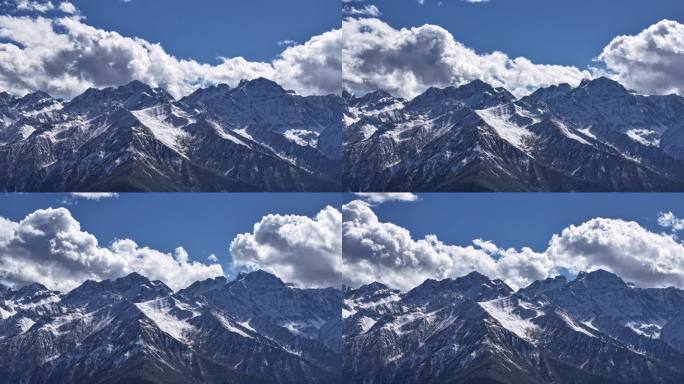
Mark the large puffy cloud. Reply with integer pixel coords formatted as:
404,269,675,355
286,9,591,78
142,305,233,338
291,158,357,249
229,206,342,288
599,19,684,96
0,207,223,292
0,2,341,98
272,29,342,97
342,17,591,98
546,218,684,289
342,200,552,290
342,200,684,291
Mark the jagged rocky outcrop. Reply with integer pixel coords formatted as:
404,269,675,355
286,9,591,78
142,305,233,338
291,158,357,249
343,77,684,191
0,270,341,384
0,78,342,191
343,270,684,384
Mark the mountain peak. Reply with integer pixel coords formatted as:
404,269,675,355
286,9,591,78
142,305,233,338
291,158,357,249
519,275,568,298
359,89,393,101
15,282,50,297
351,281,391,296
13,90,55,110
18,90,52,102
237,77,286,94
405,272,512,305
457,270,491,283
235,269,285,288
342,89,354,102
578,76,627,94
114,272,151,285
177,275,228,298
571,269,627,289
358,281,390,292
409,79,515,111
459,78,493,92
119,79,153,92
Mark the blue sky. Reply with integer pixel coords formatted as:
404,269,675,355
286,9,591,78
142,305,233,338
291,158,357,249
0,193,340,278
363,0,684,69
71,0,340,63
345,193,684,251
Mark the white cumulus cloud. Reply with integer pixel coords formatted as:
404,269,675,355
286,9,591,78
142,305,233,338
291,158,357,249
229,206,342,288
342,17,591,98
658,211,684,232
599,19,684,96
0,207,224,291
342,200,684,291
341,200,552,290
0,2,341,98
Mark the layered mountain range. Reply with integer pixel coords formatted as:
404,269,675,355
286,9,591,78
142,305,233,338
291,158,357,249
343,77,684,191
343,270,684,384
0,270,341,384
0,78,342,191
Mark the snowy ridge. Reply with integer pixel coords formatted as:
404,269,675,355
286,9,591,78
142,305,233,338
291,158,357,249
344,77,684,192
479,298,539,342
0,270,341,384
344,269,684,384
0,78,342,192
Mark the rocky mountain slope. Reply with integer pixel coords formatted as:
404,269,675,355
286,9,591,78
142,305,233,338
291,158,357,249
343,78,684,191
0,270,341,384
343,270,684,384
0,78,342,191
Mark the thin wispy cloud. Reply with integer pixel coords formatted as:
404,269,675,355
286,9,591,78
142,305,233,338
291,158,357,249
343,4,381,17
69,193,120,201
353,193,418,205
277,39,297,47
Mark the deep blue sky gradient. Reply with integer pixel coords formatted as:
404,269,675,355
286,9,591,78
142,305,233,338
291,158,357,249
71,0,340,63
345,193,684,252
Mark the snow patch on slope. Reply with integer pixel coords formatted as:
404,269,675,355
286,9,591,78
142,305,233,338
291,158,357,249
476,106,533,150
625,321,662,339
553,120,592,145
626,128,660,147
556,310,596,338
283,129,319,147
479,299,539,342
214,313,253,339
136,299,195,343
131,107,190,153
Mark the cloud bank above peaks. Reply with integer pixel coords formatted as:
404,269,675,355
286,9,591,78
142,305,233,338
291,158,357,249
341,199,684,291
342,16,684,98
599,19,684,96
0,1,341,98
342,17,591,98
0,208,223,292
229,206,342,288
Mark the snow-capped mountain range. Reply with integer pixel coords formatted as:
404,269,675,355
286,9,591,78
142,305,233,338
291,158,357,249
0,270,341,384
0,78,342,191
343,77,684,191
343,270,684,384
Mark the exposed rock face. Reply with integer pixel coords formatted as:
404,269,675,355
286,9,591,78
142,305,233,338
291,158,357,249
0,270,341,384
343,78,684,191
0,78,342,192
343,270,684,384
